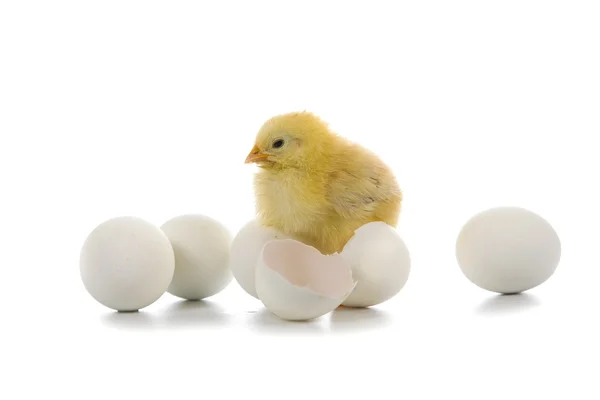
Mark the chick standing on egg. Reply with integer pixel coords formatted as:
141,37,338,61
244,111,403,255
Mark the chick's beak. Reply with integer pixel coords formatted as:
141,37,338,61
245,145,269,164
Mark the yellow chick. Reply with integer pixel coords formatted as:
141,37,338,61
245,111,403,255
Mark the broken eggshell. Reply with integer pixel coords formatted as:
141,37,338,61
255,239,357,321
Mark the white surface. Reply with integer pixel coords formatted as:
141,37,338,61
456,207,562,294
1,1,599,399
161,214,232,300
341,221,411,307
79,216,175,312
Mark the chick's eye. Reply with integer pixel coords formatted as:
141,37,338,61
272,139,284,149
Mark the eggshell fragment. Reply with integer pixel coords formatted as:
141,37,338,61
79,216,175,312
456,206,561,294
229,219,289,298
160,214,232,300
340,222,411,308
255,239,356,321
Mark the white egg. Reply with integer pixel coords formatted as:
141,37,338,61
229,219,289,298
456,206,561,294
340,222,411,307
160,214,232,300
255,239,356,321
79,216,175,312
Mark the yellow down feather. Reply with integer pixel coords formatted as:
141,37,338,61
245,111,402,255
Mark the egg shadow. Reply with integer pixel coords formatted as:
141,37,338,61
102,310,156,331
159,299,233,329
329,306,393,333
246,308,327,335
475,293,541,316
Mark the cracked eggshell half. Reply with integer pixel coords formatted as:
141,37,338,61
255,239,356,321
340,221,411,308
229,219,289,299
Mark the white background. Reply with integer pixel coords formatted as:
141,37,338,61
1,1,599,399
